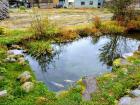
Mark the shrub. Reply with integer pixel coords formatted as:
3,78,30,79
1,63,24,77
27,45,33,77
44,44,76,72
25,41,52,57
93,16,102,29
126,20,140,31
100,21,125,34
30,14,58,39
58,29,78,41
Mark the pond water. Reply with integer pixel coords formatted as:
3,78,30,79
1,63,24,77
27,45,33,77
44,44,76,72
25,35,140,91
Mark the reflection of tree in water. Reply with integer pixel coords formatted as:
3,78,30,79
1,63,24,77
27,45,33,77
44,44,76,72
34,42,73,71
34,45,62,71
99,36,121,66
92,36,133,66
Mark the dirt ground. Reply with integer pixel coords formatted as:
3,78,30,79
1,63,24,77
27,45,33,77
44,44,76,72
0,8,113,29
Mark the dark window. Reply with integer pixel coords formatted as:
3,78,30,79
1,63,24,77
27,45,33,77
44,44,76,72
69,2,73,5
81,2,85,5
98,3,101,6
89,1,93,5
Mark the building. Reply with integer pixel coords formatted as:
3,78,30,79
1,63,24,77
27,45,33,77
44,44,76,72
9,0,104,8
64,0,104,8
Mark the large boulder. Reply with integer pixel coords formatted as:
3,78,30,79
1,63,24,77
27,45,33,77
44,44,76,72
130,89,140,97
17,71,31,83
21,82,34,93
118,96,132,105
82,76,97,100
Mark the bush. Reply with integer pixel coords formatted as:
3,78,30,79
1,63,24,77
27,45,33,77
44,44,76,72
25,41,52,57
58,29,78,41
93,16,102,29
30,14,58,39
100,21,125,34
126,20,140,31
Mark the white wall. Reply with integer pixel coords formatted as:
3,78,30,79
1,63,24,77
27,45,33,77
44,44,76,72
75,0,99,8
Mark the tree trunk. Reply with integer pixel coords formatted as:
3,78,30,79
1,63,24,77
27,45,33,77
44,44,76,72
0,0,9,20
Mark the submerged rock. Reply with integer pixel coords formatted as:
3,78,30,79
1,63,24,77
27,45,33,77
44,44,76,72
21,82,34,93
50,81,64,88
17,71,31,83
82,76,97,100
130,89,140,97
0,90,7,97
64,80,75,83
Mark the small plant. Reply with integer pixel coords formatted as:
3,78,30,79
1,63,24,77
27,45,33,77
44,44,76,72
0,27,5,35
19,6,26,11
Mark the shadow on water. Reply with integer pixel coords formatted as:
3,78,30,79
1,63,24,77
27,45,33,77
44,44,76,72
25,34,140,91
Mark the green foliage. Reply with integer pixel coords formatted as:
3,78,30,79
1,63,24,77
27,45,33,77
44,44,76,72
0,27,5,35
25,41,52,58
0,29,33,45
100,21,125,34
19,6,26,11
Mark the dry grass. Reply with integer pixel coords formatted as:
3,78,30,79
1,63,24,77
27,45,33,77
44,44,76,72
0,8,112,29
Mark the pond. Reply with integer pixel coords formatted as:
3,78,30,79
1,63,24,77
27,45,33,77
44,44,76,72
25,35,140,91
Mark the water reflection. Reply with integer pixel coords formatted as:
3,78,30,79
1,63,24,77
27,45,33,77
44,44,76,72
97,36,138,65
26,35,140,91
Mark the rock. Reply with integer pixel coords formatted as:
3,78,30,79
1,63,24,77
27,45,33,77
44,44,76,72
0,90,7,97
118,96,132,105
5,54,17,62
64,80,75,83
21,82,34,93
130,89,140,97
17,71,31,83
138,85,140,90
130,97,140,105
18,57,26,65
82,76,97,100
8,50,23,55
11,45,22,50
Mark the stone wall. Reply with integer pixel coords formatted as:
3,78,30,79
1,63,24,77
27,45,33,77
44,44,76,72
0,0,9,20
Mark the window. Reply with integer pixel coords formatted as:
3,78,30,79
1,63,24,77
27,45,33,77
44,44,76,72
69,2,73,5
89,1,93,5
81,1,85,5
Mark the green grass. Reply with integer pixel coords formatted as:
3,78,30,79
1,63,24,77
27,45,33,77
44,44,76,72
25,41,52,58
0,29,33,45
